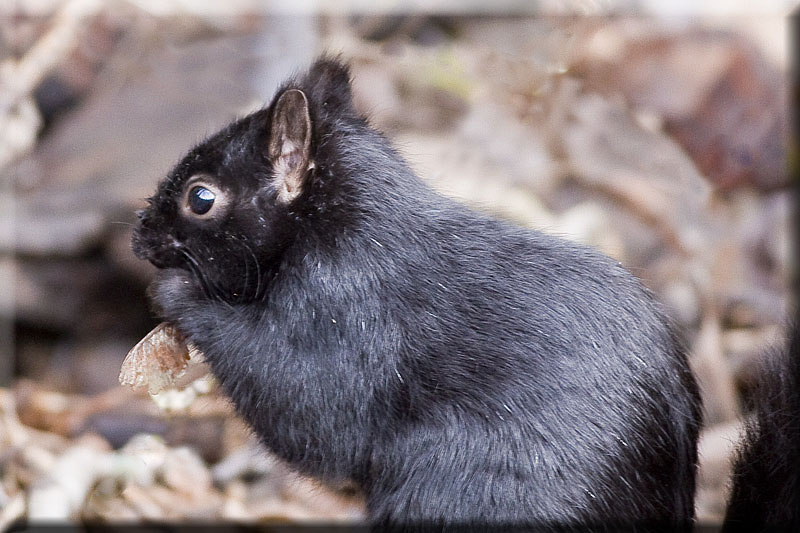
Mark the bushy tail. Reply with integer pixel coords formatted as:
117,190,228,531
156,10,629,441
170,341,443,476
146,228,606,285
722,326,800,531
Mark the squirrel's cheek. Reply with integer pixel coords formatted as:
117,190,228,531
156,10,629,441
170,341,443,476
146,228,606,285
146,268,202,321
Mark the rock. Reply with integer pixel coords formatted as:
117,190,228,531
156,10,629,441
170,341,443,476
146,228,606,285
161,446,213,499
660,279,702,328
27,433,113,521
691,314,741,425
211,436,277,484
562,91,713,258
709,189,790,330
119,433,169,484
696,420,744,524
397,130,556,230
577,22,787,191
0,493,25,532
119,484,170,520
553,201,626,261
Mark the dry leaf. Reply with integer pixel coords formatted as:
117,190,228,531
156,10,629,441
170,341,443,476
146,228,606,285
119,323,193,395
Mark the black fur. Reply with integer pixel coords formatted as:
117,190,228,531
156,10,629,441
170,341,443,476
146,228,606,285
723,327,800,532
132,58,702,529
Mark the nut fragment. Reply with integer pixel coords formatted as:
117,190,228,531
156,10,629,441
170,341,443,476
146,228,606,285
119,322,193,395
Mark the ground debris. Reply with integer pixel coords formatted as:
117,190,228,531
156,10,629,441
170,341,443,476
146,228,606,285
1,385,367,525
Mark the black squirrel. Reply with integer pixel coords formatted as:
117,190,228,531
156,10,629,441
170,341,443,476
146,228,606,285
722,328,800,532
131,57,795,529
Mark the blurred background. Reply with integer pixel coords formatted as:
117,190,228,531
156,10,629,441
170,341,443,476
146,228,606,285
0,0,795,526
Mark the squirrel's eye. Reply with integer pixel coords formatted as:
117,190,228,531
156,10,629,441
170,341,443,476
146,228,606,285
188,186,215,215
181,177,226,219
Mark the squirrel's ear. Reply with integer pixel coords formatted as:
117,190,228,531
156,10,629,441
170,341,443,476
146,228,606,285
267,88,313,203
303,58,354,113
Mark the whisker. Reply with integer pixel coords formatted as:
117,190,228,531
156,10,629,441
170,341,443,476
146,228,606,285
178,248,212,299
254,249,262,300
230,234,263,301
186,245,239,313
240,241,251,301
174,243,246,316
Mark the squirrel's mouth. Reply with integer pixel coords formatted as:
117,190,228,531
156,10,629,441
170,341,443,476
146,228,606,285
131,226,188,271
